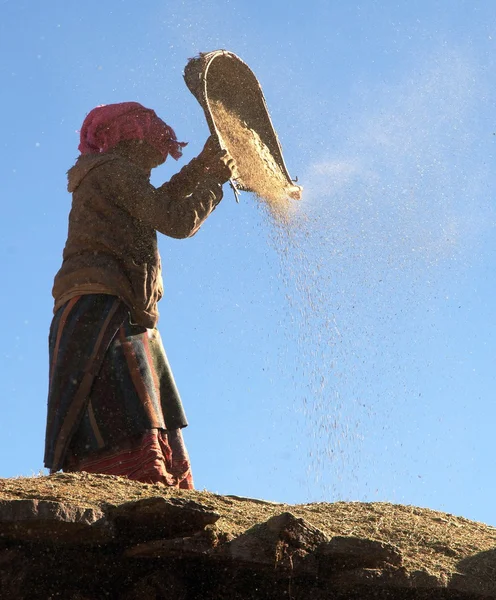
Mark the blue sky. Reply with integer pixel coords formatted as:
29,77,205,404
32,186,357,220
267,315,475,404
1,1,495,525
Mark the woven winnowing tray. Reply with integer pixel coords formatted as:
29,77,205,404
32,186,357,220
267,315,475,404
184,50,302,204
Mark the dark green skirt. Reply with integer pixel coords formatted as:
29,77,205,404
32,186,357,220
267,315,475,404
44,294,187,471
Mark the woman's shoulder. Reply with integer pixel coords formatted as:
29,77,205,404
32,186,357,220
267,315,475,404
67,152,125,193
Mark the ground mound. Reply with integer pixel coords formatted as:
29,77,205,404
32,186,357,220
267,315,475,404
0,473,494,598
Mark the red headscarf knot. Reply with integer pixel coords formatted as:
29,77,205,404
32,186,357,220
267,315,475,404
78,102,186,160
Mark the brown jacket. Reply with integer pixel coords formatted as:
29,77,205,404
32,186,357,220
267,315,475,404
53,151,225,328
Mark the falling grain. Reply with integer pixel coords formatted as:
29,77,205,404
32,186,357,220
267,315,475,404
209,99,299,221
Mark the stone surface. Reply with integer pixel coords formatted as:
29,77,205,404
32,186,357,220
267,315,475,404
0,476,494,599
219,511,330,573
449,549,496,596
121,572,188,600
124,530,215,558
409,570,446,588
107,495,220,541
317,535,403,570
325,565,450,591
0,499,108,543
0,548,25,599
449,571,496,597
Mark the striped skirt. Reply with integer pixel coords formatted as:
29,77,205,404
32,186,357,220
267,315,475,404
65,429,193,489
44,294,193,488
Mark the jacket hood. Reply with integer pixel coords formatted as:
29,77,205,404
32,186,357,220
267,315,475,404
67,153,120,193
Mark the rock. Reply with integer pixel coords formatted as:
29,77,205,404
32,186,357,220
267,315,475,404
449,571,496,597
450,548,496,597
121,572,188,600
0,474,494,599
219,511,329,573
409,569,446,588
323,563,446,591
316,535,403,571
326,566,411,588
107,496,220,541
0,549,25,599
124,530,215,558
325,565,446,590
0,548,22,566
0,499,109,543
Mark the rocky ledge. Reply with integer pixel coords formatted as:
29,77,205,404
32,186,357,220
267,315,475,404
0,472,495,599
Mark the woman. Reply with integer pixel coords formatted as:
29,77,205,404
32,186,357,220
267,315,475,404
44,102,236,488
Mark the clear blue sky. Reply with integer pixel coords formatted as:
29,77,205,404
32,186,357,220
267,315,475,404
1,1,495,525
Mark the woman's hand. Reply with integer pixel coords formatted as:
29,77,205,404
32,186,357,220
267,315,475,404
198,135,238,182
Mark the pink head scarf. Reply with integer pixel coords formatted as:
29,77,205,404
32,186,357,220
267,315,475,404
78,102,186,160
